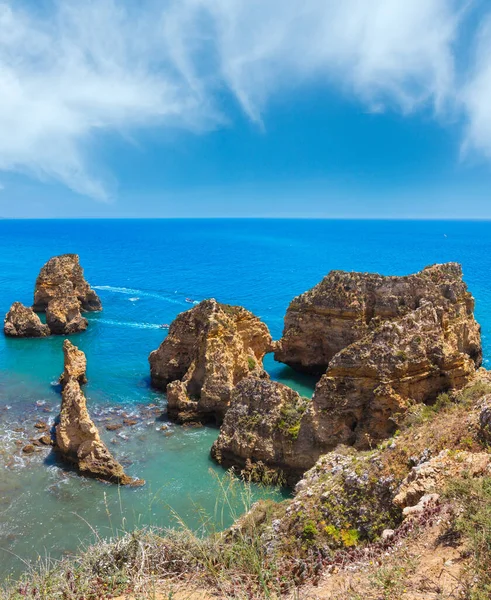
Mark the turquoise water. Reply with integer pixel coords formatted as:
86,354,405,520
1,218,491,580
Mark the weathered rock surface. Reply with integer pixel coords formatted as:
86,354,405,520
305,299,481,450
394,450,491,509
3,302,50,338
55,341,142,485
211,378,312,484
33,253,101,312
59,339,88,388
46,282,88,335
275,263,481,374
149,299,273,423
213,263,482,481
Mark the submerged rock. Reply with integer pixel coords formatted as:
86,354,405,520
3,302,50,338
275,263,481,374
55,341,143,486
46,282,88,335
149,299,273,423
33,253,101,312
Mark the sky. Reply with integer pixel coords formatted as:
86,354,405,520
2,1,491,218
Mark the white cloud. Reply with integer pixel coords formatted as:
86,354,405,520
0,0,483,199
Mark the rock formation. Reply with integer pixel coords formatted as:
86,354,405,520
59,339,88,388
149,299,273,423
212,263,482,482
304,299,481,450
3,253,100,338
45,282,88,335
275,263,481,373
393,449,491,510
33,254,101,312
211,378,312,484
3,302,50,337
55,340,142,485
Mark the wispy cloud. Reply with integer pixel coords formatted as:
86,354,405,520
0,0,486,199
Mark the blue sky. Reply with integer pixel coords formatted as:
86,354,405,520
2,0,491,218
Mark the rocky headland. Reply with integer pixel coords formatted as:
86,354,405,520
149,299,273,423
55,340,142,486
212,263,482,483
3,254,100,337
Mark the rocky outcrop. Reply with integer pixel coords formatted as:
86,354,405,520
149,299,273,423
55,340,142,485
33,254,101,312
275,263,481,374
59,339,87,388
45,282,88,335
3,302,50,337
393,450,491,509
212,263,481,482
211,378,312,484
304,299,481,450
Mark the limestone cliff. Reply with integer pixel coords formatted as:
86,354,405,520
213,263,481,481
149,299,273,423
55,340,142,485
33,253,101,312
275,263,481,373
3,302,50,337
211,378,312,484
304,299,481,450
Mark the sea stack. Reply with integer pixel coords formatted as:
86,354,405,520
212,263,482,483
55,340,143,486
3,254,101,338
3,302,50,337
33,254,102,312
149,299,273,424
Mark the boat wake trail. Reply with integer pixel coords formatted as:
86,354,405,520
93,285,186,305
95,318,163,330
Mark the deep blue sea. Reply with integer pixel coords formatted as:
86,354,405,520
1,218,490,580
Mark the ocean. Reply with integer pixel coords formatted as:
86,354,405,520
0,218,490,580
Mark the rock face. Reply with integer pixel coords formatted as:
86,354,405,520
55,340,142,485
211,378,312,484
59,339,87,388
393,450,491,509
45,282,88,335
3,302,50,337
275,263,481,374
33,254,101,312
149,299,273,423
305,298,481,450
213,263,482,482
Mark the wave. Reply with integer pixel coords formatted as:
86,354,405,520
94,318,163,330
93,285,185,305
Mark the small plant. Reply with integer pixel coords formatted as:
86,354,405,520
247,356,256,371
301,520,318,541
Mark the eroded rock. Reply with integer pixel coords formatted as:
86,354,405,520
45,282,88,335
214,263,482,481
33,254,101,312
305,299,481,450
394,450,491,509
3,302,50,338
275,263,481,374
59,339,88,388
149,299,273,423
55,341,143,486
211,378,312,484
